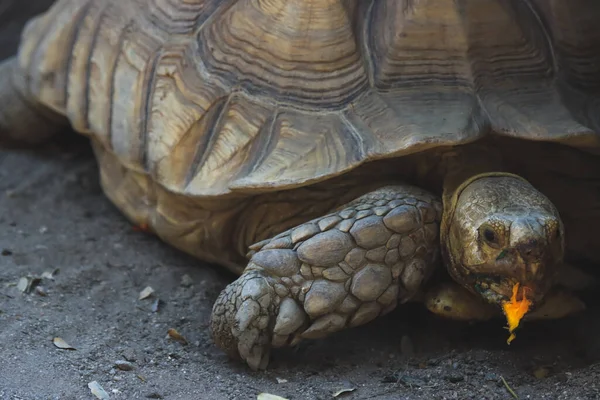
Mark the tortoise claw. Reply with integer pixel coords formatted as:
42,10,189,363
210,271,277,370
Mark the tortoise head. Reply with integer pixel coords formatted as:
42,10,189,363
441,173,564,309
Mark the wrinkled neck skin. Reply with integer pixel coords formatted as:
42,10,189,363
438,145,565,308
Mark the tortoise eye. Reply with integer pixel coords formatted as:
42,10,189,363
479,223,502,248
483,228,496,243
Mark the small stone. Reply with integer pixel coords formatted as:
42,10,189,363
88,381,110,400
114,360,134,371
35,286,47,296
151,298,161,313
121,349,137,362
484,372,499,381
53,337,76,350
139,286,155,300
180,274,193,287
445,374,464,383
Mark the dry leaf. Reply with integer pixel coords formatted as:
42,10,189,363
533,367,550,379
53,337,76,350
114,360,134,371
333,387,356,397
167,328,188,345
139,286,155,300
88,381,110,400
151,298,161,313
17,277,29,292
17,276,41,293
35,286,47,296
41,268,60,280
257,394,289,400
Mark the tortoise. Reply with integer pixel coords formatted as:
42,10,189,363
1,0,600,371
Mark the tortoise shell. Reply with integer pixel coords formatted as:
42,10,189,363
16,0,600,199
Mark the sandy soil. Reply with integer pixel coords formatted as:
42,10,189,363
2,3,600,400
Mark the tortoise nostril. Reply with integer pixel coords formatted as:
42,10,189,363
516,240,542,259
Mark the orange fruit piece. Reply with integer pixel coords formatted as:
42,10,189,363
502,283,531,344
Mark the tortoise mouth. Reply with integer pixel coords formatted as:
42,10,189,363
471,275,544,308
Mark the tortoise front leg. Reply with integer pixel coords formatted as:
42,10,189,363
210,185,442,370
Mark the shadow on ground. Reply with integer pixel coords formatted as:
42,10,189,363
1,135,600,400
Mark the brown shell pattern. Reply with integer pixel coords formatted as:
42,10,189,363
16,0,600,197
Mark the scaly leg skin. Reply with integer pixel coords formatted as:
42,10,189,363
0,57,66,146
210,185,442,370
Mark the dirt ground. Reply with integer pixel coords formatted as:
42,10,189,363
2,3,600,400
